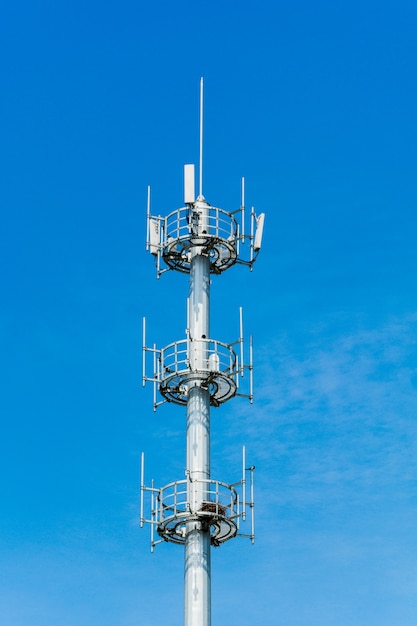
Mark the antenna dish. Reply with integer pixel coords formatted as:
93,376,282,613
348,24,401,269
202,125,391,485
184,164,195,204
253,213,265,251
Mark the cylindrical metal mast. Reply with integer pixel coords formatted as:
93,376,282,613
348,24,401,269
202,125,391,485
185,201,211,625
141,78,263,626
185,81,212,625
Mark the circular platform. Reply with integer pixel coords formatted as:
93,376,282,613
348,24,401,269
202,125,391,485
157,513,238,546
155,479,240,546
158,339,238,407
162,206,239,274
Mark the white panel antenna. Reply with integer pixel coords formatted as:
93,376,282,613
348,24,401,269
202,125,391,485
254,212,265,251
184,164,195,204
149,218,160,256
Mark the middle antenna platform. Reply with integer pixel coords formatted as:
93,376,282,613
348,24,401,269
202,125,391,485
143,308,253,411
158,337,238,407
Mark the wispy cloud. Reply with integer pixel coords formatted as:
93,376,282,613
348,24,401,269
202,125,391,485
221,313,417,509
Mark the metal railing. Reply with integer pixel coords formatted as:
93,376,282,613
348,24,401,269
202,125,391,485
165,205,238,242
140,448,255,551
142,310,253,411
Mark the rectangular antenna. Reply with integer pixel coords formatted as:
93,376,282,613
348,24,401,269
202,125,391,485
184,164,195,204
254,213,265,251
149,217,160,256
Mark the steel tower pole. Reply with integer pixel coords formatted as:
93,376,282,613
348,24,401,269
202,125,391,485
184,198,211,626
141,80,263,626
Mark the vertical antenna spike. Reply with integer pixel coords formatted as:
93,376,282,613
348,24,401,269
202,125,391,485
142,317,147,386
156,222,162,279
153,343,157,411
199,77,204,198
250,467,255,544
239,307,244,377
146,186,151,251
250,206,255,268
140,452,145,527
150,478,155,552
241,177,245,242
249,334,254,402
242,445,246,521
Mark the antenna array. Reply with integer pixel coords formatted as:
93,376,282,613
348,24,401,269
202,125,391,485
140,79,265,626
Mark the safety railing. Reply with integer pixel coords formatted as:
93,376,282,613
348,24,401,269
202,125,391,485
140,448,255,551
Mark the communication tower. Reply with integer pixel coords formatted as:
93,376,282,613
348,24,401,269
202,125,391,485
140,79,265,626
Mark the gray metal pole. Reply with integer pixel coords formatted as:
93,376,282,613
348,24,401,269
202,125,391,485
184,198,211,626
141,80,262,625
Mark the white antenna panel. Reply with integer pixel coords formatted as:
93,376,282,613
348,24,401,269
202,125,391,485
149,218,160,255
184,164,195,204
254,213,265,251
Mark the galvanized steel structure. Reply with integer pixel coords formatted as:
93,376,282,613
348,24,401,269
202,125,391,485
140,79,264,626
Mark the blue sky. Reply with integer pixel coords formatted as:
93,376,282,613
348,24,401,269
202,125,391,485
1,1,416,624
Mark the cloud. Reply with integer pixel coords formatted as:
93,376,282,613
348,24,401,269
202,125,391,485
222,313,417,509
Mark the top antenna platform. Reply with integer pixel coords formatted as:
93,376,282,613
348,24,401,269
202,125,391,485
160,197,239,274
145,79,265,277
